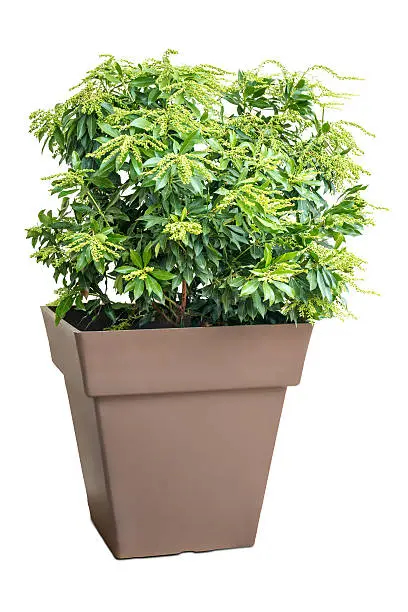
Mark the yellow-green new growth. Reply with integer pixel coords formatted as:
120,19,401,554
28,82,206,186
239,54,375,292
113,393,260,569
64,232,124,262
42,169,93,189
89,134,166,166
215,183,270,212
150,153,216,184
123,267,154,281
164,221,202,241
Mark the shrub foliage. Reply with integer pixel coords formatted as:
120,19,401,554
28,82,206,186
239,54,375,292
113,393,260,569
27,51,377,327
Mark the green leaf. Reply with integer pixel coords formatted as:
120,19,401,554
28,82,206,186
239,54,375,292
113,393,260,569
53,126,64,149
221,290,231,313
334,233,345,249
262,281,275,304
90,176,115,189
114,274,124,293
189,176,203,195
124,279,136,292
264,244,272,266
104,305,117,324
240,279,260,296
130,76,155,87
255,215,280,230
86,115,97,140
75,294,86,311
96,154,116,175
272,281,295,298
207,138,223,152
179,130,201,154
130,250,143,267
183,267,194,285
77,115,87,140
186,101,201,118
71,150,81,170
115,152,126,171
228,276,245,288
317,268,333,301
274,251,298,263
76,249,90,272
252,291,266,317
155,173,169,190
151,269,174,281
94,258,105,274
143,157,163,167
148,88,160,105
307,269,317,291
145,275,163,299
98,122,120,137
116,265,137,274
129,153,143,175
129,117,153,130
55,295,74,325
132,278,145,300
142,244,152,266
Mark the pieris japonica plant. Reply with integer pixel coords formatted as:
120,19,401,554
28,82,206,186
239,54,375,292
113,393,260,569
27,50,377,328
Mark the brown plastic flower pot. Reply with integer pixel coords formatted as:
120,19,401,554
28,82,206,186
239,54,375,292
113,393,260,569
41,305,312,559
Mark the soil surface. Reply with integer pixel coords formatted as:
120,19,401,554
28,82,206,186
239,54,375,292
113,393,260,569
56,308,291,332
60,308,187,331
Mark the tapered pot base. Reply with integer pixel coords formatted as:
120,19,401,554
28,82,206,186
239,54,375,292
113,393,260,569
42,306,312,558
92,387,285,558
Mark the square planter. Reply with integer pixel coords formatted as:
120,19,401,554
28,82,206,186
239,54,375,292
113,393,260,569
42,306,312,559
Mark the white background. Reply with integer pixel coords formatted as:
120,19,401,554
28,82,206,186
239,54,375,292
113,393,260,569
1,1,407,610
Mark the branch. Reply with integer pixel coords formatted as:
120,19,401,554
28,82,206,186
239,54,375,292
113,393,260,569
178,280,187,322
152,301,176,326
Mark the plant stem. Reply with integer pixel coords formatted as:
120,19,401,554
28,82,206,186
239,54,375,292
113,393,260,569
163,296,179,318
152,301,176,325
231,244,252,263
178,280,187,323
87,191,110,226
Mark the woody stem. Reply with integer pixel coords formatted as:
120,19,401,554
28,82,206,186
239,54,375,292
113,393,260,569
179,280,187,322
152,302,176,325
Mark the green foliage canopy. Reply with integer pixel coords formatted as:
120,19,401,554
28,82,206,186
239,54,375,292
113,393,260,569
27,51,377,328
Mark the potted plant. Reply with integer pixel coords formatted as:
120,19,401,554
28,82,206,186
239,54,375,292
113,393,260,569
27,51,376,559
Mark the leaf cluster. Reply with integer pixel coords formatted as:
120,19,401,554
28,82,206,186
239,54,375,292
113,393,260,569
27,51,377,327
